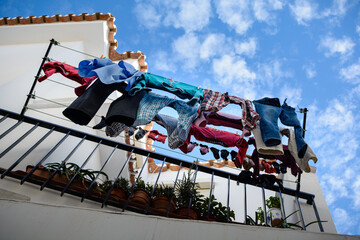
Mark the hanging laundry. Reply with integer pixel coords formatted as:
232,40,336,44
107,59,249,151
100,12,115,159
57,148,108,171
93,116,106,129
106,122,127,137
248,138,302,177
63,79,127,125
127,127,136,136
253,97,307,158
261,159,277,174
187,142,199,153
210,147,220,159
179,125,248,167
147,130,167,143
242,156,255,171
78,58,144,91
220,149,230,160
38,62,97,96
194,111,251,137
128,73,204,106
199,144,209,155
105,89,149,126
135,127,149,140
153,114,184,149
199,90,260,130
252,121,284,155
132,92,198,146
281,128,318,173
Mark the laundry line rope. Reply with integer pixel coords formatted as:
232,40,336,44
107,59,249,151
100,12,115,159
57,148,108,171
53,40,99,59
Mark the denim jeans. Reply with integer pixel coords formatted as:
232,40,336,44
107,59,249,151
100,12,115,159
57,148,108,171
128,73,204,106
153,114,184,149
253,97,307,158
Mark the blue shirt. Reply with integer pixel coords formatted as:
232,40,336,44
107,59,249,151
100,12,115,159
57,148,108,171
78,58,144,91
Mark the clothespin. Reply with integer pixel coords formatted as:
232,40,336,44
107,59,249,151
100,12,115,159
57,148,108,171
170,77,173,81
208,87,210,91
197,85,201,89
99,54,104,59
213,126,216,130
174,96,176,99
236,130,238,135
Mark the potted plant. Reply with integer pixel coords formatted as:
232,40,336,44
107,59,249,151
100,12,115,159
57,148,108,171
174,170,203,219
265,196,282,227
101,177,130,202
129,177,152,208
196,195,235,222
151,183,176,213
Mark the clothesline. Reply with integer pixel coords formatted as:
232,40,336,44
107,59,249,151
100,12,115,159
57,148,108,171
53,40,99,59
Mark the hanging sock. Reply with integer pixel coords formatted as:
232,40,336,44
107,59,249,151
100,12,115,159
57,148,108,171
187,142,199,153
242,156,255,171
135,127,149,140
220,149,230,160
230,150,237,161
106,122,127,137
199,144,209,155
93,116,106,129
279,163,287,174
272,162,281,174
127,127,136,136
210,147,220,159
147,130,167,143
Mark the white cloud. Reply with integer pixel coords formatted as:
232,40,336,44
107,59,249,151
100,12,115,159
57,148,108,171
340,58,360,84
321,0,348,19
357,25,360,36
319,35,355,58
352,176,360,208
279,85,302,107
133,2,162,28
134,0,211,32
303,63,317,79
289,0,318,25
212,55,257,99
200,34,227,60
234,38,257,57
320,175,349,205
164,0,212,32
256,59,292,87
172,32,201,69
152,51,177,72
215,0,253,35
253,0,284,23
333,208,354,233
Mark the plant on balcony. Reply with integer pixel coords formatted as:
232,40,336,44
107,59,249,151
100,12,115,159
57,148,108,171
196,195,235,222
101,177,130,202
129,177,152,208
26,162,108,196
151,183,176,213
174,169,203,219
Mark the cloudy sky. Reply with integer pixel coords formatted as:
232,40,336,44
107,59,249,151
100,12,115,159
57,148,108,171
2,0,360,235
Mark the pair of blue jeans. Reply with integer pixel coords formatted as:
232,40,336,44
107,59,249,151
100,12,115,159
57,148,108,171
253,97,307,158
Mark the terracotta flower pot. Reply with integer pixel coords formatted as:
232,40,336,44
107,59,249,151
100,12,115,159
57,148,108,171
129,189,151,208
151,196,176,213
175,206,198,220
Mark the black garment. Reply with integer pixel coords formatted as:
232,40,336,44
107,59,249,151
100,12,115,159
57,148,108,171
63,79,127,125
220,149,229,160
210,147,220,159
230,150,238,161
93,116,106,129
135,127,148,140
105,89,148,126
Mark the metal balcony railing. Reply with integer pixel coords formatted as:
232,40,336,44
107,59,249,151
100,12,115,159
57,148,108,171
0,108,324,231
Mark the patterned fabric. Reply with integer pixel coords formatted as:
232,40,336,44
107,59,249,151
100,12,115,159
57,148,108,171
199,90,260,130
199,89,230,113
105,122,127,137
228,96,260,130
133,92,198,145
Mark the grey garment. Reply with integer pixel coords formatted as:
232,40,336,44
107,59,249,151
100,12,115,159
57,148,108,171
105,122,127,137
153,114,184,149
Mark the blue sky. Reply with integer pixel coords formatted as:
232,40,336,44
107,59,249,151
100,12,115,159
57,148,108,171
2,0,360,235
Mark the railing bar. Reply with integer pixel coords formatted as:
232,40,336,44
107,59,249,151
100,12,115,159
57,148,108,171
0,120,23,140
20,38,55,116
279,188,287,224
0,123,39,160
227,175,230,223
262,187,267,225
0,114,9,123
145,157,167,214
296,196,306,230
81,144,119,202
244,183,247,224
312,196,324,232
166,161,183,217
122,153,150,211
187,163,199,218
1,127,54,180
21,131,70,184
41,136,87,190
206,171,215,220
60,140,102,196
101,149,135,208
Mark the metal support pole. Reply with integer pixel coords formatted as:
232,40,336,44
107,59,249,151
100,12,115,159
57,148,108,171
262,187,267,225
227,175,230,223
206,171,215,220
296,196,306,230
166,162,183,217
244,183,247,224
20,39,56,117
312,197,324,232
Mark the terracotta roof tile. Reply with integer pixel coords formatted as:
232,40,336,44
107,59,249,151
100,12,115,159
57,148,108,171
0,12,147,71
